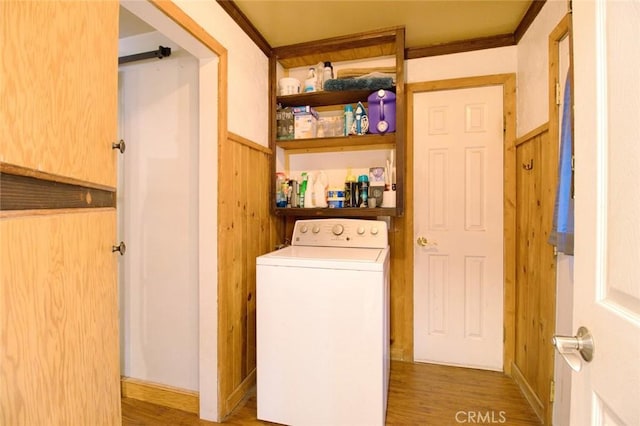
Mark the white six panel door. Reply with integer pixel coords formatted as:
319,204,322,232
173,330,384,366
414,86,504,370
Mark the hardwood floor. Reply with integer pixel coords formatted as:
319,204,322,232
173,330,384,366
122,361,541,425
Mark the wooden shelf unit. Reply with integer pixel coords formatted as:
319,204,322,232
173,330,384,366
269,27,405,218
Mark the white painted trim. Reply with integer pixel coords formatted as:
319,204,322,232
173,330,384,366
197,56,219,422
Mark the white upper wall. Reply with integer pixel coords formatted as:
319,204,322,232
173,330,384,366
406,46,517,83
516,0,569,136
176,0,269,147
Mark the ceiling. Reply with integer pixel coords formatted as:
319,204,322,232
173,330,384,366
233,0,533,50
119,2,535,52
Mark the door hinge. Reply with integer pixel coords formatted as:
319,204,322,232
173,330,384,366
550,379,555,403
503,115,506,133
555,81,561,106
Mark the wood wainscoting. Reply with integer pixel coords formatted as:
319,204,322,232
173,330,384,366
512,123,557,423
218,132,283,418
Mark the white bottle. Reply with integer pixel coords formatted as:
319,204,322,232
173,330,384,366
304,67,316,92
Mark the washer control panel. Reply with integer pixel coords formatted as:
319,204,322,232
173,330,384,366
292,219,388,248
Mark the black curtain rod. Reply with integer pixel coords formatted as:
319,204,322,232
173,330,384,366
118,45,171,65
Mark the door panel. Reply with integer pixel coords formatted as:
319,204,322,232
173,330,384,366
413,86,504,370
571,1,640,424
0,210,121,425
0,0,120,423
0,0,118,188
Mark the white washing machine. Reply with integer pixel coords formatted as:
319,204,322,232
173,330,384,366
256,218,390,426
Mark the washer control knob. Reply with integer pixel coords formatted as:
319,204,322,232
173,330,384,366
332,224,344,236
300,225,308,233
357,226,366,235
312,225,321,234
371,227,379,235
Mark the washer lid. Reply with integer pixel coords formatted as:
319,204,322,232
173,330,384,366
257,245,389,271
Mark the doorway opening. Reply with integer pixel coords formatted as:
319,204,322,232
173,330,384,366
117,2,220,420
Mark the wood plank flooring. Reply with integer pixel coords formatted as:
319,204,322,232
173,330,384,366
122,361,541,425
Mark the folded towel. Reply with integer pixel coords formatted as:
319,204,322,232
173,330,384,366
323,77,394,91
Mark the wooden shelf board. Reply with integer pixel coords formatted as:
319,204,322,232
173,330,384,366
277,89,393,108
276,133,396,151
274,207,398,218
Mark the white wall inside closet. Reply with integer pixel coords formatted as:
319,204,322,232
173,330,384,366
118,31,200,391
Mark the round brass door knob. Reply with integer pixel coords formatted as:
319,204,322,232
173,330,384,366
417,236,437,247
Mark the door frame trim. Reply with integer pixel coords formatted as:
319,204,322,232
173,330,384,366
406,73,517,373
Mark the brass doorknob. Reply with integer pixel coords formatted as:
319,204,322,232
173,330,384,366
417,236,437,247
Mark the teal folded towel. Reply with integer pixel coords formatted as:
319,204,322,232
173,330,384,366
323,77,394,91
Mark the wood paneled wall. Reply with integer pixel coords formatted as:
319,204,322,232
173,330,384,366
388,216,412,360
512,124,557,423
218,132,282,418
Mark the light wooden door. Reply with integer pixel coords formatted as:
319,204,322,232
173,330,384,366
0,1,120,423
1,212,120,424
1,1,117,187
570,1,640,424
413,86,504,370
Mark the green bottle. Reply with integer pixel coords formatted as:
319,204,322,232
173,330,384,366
299,172,308,208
